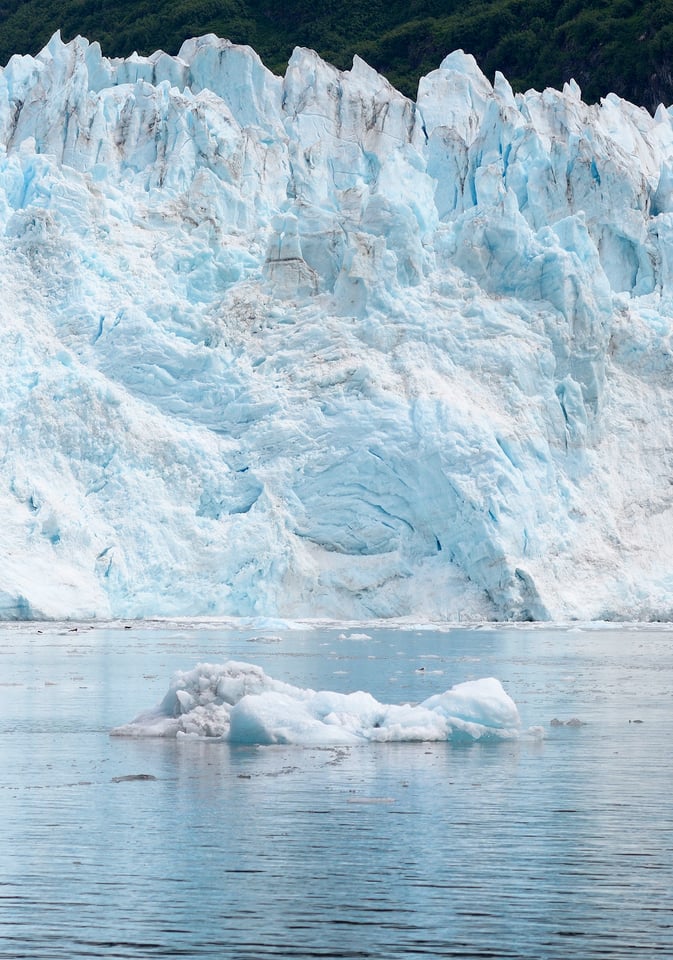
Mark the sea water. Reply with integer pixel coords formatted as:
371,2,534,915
1,621,672,959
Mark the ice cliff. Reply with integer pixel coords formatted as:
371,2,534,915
1,32,673,621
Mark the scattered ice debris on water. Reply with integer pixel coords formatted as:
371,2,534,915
111,660,528,745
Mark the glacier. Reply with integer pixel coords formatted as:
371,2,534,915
1,32,673,621
110,660,525,743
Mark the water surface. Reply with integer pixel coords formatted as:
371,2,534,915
1,622,672,958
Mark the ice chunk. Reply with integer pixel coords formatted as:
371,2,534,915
111,661,522,744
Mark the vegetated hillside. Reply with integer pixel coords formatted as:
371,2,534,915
0,0,671,109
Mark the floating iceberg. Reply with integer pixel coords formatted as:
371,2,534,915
1,34,673,621
111,661,523,744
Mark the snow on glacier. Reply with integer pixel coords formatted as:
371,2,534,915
110,660,525,743
1,32,673,621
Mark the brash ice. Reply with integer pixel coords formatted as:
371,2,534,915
1,33,673,621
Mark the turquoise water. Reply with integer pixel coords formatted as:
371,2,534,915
1,622,672,958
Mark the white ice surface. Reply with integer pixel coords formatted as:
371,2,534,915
110,660,524,743
2,34,673,621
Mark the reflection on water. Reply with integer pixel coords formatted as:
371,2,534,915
1,623,672,958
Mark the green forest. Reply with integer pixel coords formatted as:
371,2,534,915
0,0,672,109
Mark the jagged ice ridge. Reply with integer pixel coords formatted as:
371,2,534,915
1,32,673,621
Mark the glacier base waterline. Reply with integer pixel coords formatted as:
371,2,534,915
2,33,673,621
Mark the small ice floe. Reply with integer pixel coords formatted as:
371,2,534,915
550,717,587,726
337,633,373,641
347,797,396,804
111,660,528,745
111,774,158,783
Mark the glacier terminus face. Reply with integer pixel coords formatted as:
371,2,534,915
1,32,673,621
